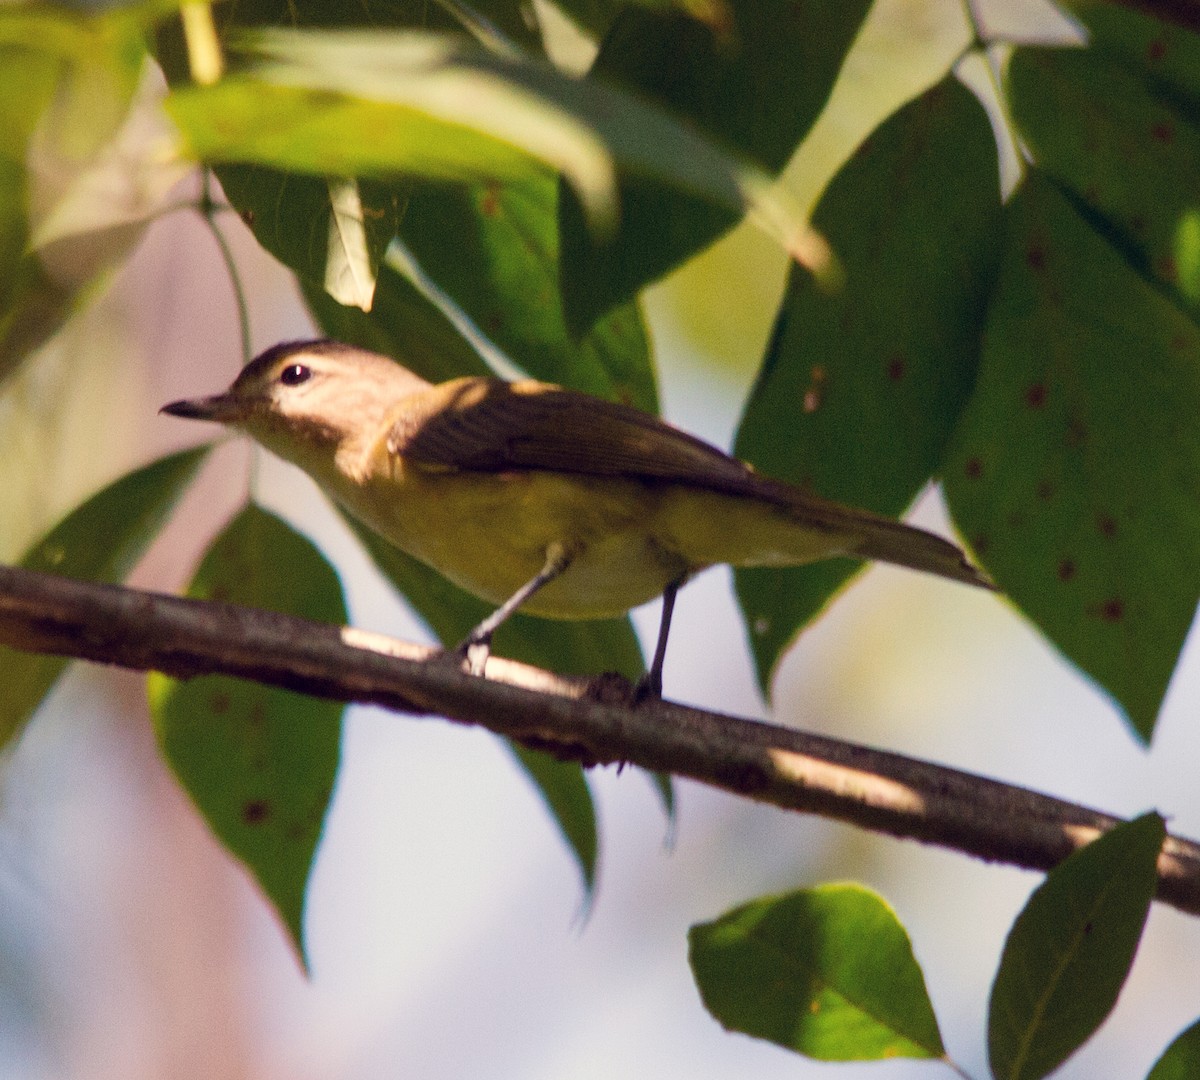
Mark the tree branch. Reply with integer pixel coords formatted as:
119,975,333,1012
3,562,1198,914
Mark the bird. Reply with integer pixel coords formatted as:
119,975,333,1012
162,339,990,696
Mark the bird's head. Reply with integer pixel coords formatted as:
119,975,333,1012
162,339,432,462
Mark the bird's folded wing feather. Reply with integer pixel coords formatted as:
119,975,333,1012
387,377,767,494
385,376,992,587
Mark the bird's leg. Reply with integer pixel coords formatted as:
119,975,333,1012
635,574,686,701
455,543,571,676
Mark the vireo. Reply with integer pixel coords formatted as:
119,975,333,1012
162,339,990,694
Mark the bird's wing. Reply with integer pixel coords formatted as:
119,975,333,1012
386,376,768,496
385,376,992,588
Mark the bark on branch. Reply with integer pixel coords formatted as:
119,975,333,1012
2,562,1198,914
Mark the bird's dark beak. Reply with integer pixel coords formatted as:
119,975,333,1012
160,393,240,423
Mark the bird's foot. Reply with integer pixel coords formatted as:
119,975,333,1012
444,632,491,677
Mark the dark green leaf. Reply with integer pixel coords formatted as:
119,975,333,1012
1010,20,1200,322
942,174,1200,741
988,812,1165,1080
346,516,647,895
734,77,1002,690
0,447,210,750
301,264,491,383
559,0,872,333
399,175,657,407
149,505,346,967
689,883,944,1061
1148,1017,1200,1080
508,743,598,894
1063,2,1200,126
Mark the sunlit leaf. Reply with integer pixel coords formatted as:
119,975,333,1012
559,0,870,333
988,812,1165,1080
0,5,146,380
1148,1017,1200,1080
689,883,944,1061
0,447,209,749
149,505,346,967
166,27,796,244
322,176,376,311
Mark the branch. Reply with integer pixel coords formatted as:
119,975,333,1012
3,562,1199,914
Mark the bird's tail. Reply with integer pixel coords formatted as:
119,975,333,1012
844,512,993,590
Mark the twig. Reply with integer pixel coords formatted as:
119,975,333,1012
2,562,1199,915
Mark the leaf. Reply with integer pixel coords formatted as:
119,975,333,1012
1148,1017,1200,1080
552,0,735,41
1067,0,1200,118
558,0,872,333
987,811,1166,1080
733,77,1003,691
148,505,346,968
688,883,944,1061
1009,16,1200,322
0,6,145,380
508,742,598,895
397,174,657,408
322,176,376,311
165,27,796,244
942,174,1200,741
301,266,492,383
0,447,210,751
345,516,647,897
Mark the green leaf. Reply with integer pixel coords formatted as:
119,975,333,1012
559,0,872,333
1148,1017,1200,1080
942,174,1200,741
0,446,210,751
1010,17,1200,321
688,883,944,1061
301,264,492,383
148,505,346,967
1068,1,1200,118
508,742,598,894
734,77,1002,690
345,516,647,896
0,7,144,380
398,174,657,408
166,27,791,242
987,811,1166,1080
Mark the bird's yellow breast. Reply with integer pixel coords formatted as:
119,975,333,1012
325,449,690,618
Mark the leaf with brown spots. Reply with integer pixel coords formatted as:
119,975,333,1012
149,505,347,968
734,77,1002,690
944,175,1200,741
1010,5,1200,321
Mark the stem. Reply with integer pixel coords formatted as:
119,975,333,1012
197,170,253,369
179,0,224,85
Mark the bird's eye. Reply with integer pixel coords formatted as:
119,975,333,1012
279,363,312,387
